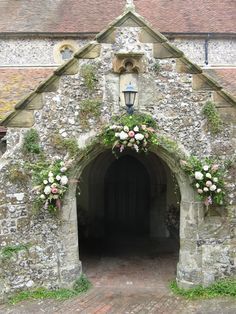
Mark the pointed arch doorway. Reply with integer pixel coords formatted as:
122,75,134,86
76,150,180,288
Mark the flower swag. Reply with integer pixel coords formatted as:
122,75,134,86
180,157,225,207
33,159,69,212
102,114,158,156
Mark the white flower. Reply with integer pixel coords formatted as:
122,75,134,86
44,186,51,195
210,184,217,191
213,177,218,183
48,171,54,177
206,173,212,179
217,188,222,193
109,125,117,130
203,187,209,192
196,183,200,188
48,177,54,183
133,144,139,152
60,175,68,185
206,180,212,187
195,171,204,180
43,180,48,185
56,175,61,181
133,126,139,132
123,126,129,132
40,194,46,200
119,131,128,140
60,161,65,166
60,167,67,173
115,132,120,137
135,133,144,141
203,165,209,171
197,189,203,194
52,195,59,199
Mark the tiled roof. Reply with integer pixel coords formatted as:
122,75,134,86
203,68,236,97
0,68,54,121
0,0,235,34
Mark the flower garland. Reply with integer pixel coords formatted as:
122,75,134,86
33,160,69,212
180,157,225,206
103,114,158,155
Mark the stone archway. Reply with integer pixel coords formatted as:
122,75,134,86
59,144,204,289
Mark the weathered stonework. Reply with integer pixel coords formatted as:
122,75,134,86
0,10,235,298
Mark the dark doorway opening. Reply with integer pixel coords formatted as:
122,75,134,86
77,150,180,289
105,155,150,237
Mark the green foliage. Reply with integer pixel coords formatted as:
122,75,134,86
202,101,222,134
73,274,92,293
8,275,91,305
51,134,79,157
152,60,161,73
158,135,181,156
22,129,41,154
6,163,29,184
111,113,157,129
80,64,97,91
1,244,29,259
79,98,102,127
170,279,236,299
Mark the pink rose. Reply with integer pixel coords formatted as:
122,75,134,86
128,131,135,138
211,164,219,172
51,187,58,194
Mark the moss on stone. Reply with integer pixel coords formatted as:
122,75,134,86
202,101,223,134
80,64,98,92
79,98,102,127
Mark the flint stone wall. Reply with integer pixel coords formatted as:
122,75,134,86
0,25,236,297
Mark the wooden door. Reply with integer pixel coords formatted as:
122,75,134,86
105,155,150,236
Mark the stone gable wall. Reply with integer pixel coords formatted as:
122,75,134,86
0,25,235,297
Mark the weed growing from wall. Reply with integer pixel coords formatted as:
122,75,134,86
79,98,102,127
51,134,79,157
202,101,222,134
22,129,41,154
80,64,97,92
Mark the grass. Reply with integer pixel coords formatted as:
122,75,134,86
8,274,92,305
1,244,29,259
202,101,222,134
170,279,236,300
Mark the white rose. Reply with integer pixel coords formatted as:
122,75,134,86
203,165,209,171
195,183,200,188
60,175,68,185
123,126,129,132
135,133,144,141
44,186,51,195
48,177,54,183
203,187,209,192
56,175,61,181
210,184,217,191
197,189,203,194
60,167,67,173
43,180,48,185
119,131,128,140
217,188,222,193
206,173,212,179
213,177,218,183
206,180,212,187
48,171,54,177
133,126,139,132
115,132,120,137
40,194,46,200
195,171,204,180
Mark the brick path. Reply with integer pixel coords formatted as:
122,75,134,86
1,238,236,313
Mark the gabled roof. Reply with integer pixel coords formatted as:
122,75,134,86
0,8,235,128
0,0,235,35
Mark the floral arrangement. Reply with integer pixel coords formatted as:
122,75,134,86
180,157,225,206
103,114,158,155
33,159,69,212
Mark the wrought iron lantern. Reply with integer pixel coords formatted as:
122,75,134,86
123,82,138,114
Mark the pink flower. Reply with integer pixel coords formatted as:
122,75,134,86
204,196,212,206
211,164,219,172
51,187,58,194
128,131,135,138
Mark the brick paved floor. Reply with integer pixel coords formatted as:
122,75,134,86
1,237,236,313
